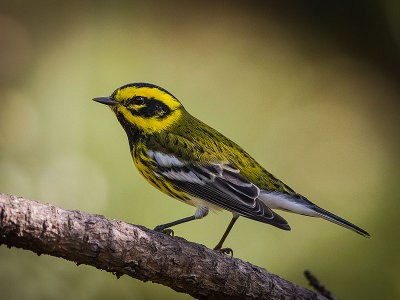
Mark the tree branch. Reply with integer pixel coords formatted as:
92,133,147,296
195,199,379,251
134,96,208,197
0,193,325,300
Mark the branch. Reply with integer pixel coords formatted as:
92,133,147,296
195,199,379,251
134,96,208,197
0,193,325,300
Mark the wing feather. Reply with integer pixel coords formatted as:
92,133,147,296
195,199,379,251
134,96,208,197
148,150,290,230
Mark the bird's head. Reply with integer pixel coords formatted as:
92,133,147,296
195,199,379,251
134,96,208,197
93,83,183,134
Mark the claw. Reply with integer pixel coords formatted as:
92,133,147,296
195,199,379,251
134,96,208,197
154,227,174,237
214,247,234,256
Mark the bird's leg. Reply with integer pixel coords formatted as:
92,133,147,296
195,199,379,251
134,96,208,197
154,206,209,236
214,215,239,255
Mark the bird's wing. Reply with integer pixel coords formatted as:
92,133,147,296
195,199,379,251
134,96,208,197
147,150,290,230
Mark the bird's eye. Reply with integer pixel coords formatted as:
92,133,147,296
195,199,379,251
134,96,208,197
129,96,146,105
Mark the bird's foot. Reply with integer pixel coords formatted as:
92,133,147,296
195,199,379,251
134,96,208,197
154,226,174,237
214,246,233,256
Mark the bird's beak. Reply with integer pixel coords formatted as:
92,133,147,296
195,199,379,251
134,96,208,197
92,97,119,106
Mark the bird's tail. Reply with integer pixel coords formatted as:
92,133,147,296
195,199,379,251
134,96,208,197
313,206,370,238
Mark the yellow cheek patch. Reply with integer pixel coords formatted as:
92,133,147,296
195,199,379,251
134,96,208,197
114,86,181,110
117,106,182,133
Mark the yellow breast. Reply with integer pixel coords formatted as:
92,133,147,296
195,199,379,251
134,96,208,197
132,143,189,202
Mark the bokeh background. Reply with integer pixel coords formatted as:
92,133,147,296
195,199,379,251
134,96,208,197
1,1,399,299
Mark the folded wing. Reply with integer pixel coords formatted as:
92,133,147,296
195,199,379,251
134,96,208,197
148,150,290,230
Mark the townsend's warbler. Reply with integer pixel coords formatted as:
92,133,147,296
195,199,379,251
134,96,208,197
93,82,370,251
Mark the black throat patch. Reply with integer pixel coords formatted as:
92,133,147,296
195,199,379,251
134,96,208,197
116,111,143,145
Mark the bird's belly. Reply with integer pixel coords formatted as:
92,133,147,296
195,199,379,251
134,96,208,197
186,196,224,213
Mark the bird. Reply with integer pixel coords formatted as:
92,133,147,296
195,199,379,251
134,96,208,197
93,82,370,253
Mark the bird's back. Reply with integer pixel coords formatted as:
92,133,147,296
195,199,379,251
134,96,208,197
144,109,298,196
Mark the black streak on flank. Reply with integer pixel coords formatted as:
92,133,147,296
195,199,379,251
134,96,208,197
148,177,161,189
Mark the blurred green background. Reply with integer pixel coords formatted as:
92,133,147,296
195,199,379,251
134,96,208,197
1,1,399,299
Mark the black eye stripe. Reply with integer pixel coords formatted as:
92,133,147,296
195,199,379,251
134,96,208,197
126,99,171,119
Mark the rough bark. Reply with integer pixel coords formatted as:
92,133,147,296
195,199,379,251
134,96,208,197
0,193,325,300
